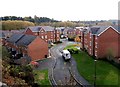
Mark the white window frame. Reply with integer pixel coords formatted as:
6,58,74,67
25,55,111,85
95,44,97,48
41,30,44,32
95,51,97,57
41,36,44,39
95,42,98,44
90,49,91,54
57,34,59,37
45,35,47,39
90,41,92,46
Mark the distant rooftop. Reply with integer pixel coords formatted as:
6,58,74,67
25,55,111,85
7,33,24,43
89,25,120,35
27,26,55,32
16,34,36,46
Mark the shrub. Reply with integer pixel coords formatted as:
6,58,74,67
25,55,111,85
67,48,79,54
53,41,62,44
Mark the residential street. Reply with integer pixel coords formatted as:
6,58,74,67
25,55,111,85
1,3,119,86
35,41,90,86
50,41,90,86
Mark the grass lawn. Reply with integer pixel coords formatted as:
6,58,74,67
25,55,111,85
72,51,120,86
64,44,77,50
33,69,51,85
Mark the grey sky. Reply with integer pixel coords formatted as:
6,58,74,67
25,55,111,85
1,0,119,21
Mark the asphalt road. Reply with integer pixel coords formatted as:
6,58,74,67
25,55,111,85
36,41,90,86
50,41,77,85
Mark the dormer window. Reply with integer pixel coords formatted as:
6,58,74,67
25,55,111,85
90,33,92,38
41,30,44,32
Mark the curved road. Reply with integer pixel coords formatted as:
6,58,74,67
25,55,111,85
50,41,91,86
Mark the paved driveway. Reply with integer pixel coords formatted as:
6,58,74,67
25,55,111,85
35,58,54,70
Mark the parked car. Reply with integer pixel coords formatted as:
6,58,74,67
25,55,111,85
62,50,71,60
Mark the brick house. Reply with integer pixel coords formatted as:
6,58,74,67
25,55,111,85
83,26,120,59
24,26,60,43
75,27,84,36
78,27,89,49
67,28,76,37
67,27,84,39
6,33,48,63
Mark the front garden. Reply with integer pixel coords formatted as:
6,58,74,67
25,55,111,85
2,46,51,86
64,45,120,86
33,69,50,85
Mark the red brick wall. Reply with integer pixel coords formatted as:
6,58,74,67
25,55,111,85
97,27,119,58
117,34,120,58
25,28,34,35
25,28,60,42
76,29,81,35
67,30,76,37
28,37,48,61
81,32,84,49
47,31,54,42
94,36,98,58
55,30,60,42
39,29,47,42
84,32,93,55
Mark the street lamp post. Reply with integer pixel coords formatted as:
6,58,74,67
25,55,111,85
94,59,97,87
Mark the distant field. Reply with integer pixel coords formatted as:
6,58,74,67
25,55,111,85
73,51,120,86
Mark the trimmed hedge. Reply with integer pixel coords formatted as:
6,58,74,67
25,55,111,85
67,48,79,54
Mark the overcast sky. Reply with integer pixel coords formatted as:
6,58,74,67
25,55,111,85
1,0,119,21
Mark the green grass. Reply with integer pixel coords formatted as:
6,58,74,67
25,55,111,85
72,51,120,86
64,44,78,50
33,69,51,85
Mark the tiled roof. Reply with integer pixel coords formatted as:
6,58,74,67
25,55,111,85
11,30,25,33
112,25,120,32
16,34,36,46
90,26,100,34
28,26,41,32
0,32,5,38
7,33,24,43
67,28,75,32
89,25,119,35
2,31,13,37
27,26,55,32
41,26,54,31
96,26,110,35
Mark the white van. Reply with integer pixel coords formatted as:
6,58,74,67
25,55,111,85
62,50,71,60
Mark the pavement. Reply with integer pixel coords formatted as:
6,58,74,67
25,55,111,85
35,58,54,70
70,57,90,85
